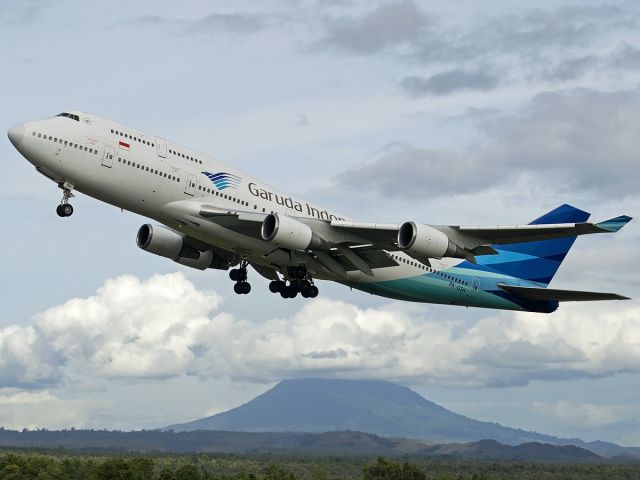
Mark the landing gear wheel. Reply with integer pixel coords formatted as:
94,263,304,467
290,279,305,292
56,203,73,217
234,281,251,294
61,203,73,217
229,266,248,282
56,183,75,218
308,285,319,298
269,280,285,293
301,282,313,298
231,260,251,295
285,285,298,298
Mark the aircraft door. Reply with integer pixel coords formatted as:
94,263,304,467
466,277,481,298
184,174,197,196
156,138,167,158
101,145,115,168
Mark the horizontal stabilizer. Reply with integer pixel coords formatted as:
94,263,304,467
498,284,630,302
595,215,633,232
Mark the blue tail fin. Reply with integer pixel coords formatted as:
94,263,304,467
476,204,590,286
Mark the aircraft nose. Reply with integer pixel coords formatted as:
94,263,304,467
7,123,24,148
8,123,25,148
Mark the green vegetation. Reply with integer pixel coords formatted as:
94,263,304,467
1,450,640,480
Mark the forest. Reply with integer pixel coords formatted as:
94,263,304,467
2,450,640,480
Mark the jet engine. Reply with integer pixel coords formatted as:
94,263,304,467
397,222,468,260
136,224,215,270
261,214,315,251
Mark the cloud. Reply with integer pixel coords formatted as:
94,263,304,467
336,87,640,199
0,389,109,430
187,12,267,35
316,0,431,55
532,400,640,428
313,3,640,87
400,68,501,96
430,5,630,63
2,273,639,393
0,0,47,25
117,11,268,36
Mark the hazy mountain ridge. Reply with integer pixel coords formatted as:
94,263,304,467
1,428,635,463
165,378,639,458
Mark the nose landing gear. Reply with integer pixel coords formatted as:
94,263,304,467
56,183,75,217
229,260,251,294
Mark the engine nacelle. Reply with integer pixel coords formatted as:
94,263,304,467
261,214,313,251
137,224,230,270
136,223,200,259
175,250,214,271
397,222,467,259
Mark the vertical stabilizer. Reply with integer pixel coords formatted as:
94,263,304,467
475,204,590,286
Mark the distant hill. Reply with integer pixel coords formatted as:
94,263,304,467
0,429,622,463
164,378,639,458
165,379,560,444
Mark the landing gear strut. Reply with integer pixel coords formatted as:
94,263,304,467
56,183,75,217
229,260,251,295
268,266,319,299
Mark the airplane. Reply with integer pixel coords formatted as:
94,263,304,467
7,111,632,313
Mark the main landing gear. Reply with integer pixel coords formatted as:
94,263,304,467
229,262,319,299
56,183,74,217
268,265,319,299
229,260,251,295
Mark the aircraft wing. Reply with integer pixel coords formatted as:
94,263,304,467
164,200,631,277
331,215,632,251
441,215,633,248
499,284,630,302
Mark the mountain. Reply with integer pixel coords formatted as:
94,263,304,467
166,379,556,444
0,429,617,462
164,379,639,458
422,439,602,462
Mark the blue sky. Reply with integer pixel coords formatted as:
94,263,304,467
1,0,639,445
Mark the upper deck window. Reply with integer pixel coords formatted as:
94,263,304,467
57,112,80,122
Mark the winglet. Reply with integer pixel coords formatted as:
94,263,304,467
595,215,633,232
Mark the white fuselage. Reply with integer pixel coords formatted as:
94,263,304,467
8,111,534,311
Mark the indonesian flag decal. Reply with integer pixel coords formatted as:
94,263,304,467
119,140,130,150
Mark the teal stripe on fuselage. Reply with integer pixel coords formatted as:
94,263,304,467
350,269,526,311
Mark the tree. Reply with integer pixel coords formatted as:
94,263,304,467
263,464,296,480
363,457,425,480
175,464,202,480
98,458,133,480
130,458,154,480
158,467,177,480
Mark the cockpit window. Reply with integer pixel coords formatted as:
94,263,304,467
57,112,80,122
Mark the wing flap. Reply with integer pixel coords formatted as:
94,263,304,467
499,284,630,302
